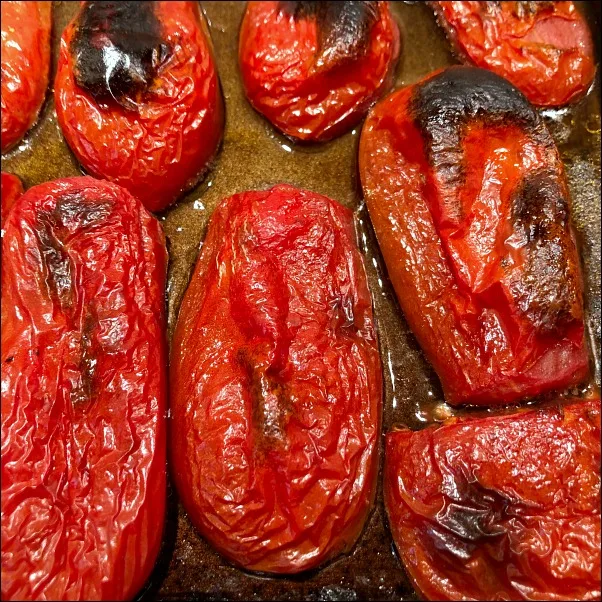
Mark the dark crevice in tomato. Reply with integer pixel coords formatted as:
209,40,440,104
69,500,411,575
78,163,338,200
35,212,75,309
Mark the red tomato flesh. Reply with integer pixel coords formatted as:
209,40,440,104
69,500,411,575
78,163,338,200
1,1,51,152
429,1,596,106
1,172,24,227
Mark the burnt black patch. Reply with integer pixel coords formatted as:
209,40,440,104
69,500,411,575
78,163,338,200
479,1,554,18
512,169,569,230
71,1,171,110
510,170,581,333
510,1,555,18
279,1,379,70
426,477,511,561
410,67,551,223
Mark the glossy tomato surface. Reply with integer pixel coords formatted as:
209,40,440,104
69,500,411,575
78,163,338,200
171,184,382,573
1,1,51,152
239,1,400,142
1,172,24,227
359,66,589,406
385,396,602,601
429,1,596,106
1,177,167,600
55,1,224,212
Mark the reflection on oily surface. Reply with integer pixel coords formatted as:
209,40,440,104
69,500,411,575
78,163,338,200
1,2,600,600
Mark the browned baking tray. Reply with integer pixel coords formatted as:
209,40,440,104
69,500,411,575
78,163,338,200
2,2,600,600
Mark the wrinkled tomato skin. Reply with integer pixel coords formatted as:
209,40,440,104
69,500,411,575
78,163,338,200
239,1,400,142
1,1,52,153
1,177,168,600
359,66,589,406
1,172,24,227
384,395,602,601
430,1,596,107
171,184,382,573
54,1,224,213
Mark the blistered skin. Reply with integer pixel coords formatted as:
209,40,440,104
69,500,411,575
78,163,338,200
171,185,382,573
359,66,589,406
55,1,224,212
1,177,168,600
1,1,51,153
239,1,400,142
385,396,602,601
1,172,24,227
429,1,596,107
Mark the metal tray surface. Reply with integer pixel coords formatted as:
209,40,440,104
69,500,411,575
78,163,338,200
2,2,600,600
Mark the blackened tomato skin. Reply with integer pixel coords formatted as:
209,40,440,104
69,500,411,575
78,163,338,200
239,1,400,142
384,396,601,601
1,172,24,227
1,1,52,153
430,1,596,107
1,177,167,600
359,66,589,406
171,184,382,573
55,2,224,213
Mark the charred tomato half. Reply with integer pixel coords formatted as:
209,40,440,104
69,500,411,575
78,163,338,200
429,1,596,106
171,184,382,573
55,1,224,212
385,396,601,601
1,1,51,152
359,66,589,406
1,177,167,600
239,1,400,142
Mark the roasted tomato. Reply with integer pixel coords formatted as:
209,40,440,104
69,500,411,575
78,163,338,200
429,1,596,107
54,1,224,213
1,172,24,227
239,1,400,142
171,184,382,573
385,395,601,601
1,177,167,600
1,1,52,153
359,66,589,406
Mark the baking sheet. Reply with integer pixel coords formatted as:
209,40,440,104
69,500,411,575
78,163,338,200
2,2,600,600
